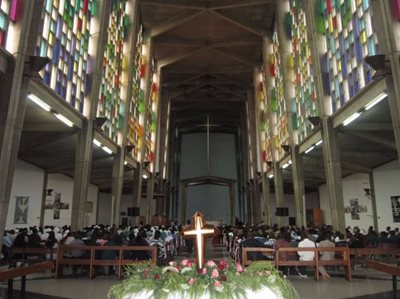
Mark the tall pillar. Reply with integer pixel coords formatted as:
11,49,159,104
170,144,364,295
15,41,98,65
262,173,272,225
273,162,285,226
133,36,153,223
71,1,111,231
0,0,44,245
146,174,155,223
230,182,236,225
39,173,48,227
303,0,345,233
111,0,140,226
370,0,400,161
369,172,379,231
292,147,306,226
276,0,306,227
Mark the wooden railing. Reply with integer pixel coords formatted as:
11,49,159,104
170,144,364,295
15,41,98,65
0,261,53,299
55,245,157,279
242,246,352,281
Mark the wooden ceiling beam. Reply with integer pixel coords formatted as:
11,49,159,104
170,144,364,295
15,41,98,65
150,10,206,38
341,161,372,173
153,37,205,47
341,131,397,150
209,9,268,37
210,47,258,67
162,73,209,87
19,131,77,154
342,122,393,131
158,47,205,67
209,0,275,10
211,73,250,88
140,0,207,10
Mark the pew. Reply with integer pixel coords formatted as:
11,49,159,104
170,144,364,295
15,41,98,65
242,246,352,281
55,245,157,279
0,261,53,299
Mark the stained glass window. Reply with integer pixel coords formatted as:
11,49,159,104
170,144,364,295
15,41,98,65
269,29,289,160
97,0,129,144
36,0,95,114
316,0,378,112
145,62,159,172
257,68,273,172
0,0,20,48
289,0,318,142
127,25,144,161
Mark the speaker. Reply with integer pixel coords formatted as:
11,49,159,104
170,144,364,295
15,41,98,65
127,207,140,216
275,207,289,216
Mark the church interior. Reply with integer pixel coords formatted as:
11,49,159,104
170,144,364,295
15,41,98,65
1,0,400,298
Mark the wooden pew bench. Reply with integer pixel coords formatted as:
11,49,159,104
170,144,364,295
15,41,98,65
55,245,157,279
242,246,352,281
0,261,53,299
349,247,400,267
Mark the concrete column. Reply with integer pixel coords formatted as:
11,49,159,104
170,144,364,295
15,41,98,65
369,172,379,231
133,36,153,222
303,0,345,233
180,183,187,223
146,174,155,223
276,1,306,227
273,162,285,226
262,173,272,225
0,0,44,245
370,0,400,161
292,147,306,226
71,0,111,231
39,173,48,227
110,0,140,226
230,182,236,225
247,86,261,223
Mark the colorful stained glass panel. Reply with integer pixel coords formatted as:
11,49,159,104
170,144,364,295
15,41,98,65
318,0,378,112
36,0,94,113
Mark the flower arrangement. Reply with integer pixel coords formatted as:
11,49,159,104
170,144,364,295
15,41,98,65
108,259,298,299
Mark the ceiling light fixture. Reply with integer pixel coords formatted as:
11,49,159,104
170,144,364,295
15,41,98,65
365,92,387,110
27,94,51,111
55,113,74,127
342,112,361,126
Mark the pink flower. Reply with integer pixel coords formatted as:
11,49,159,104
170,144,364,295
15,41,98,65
188,278,196,286
214,280,221,288
207,260,216,267
236,263,244,273
202,268,207,275
211,268,219,278
154,273,160,280
181,259,189,266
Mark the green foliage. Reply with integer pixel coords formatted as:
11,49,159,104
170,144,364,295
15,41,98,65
108,260,299,299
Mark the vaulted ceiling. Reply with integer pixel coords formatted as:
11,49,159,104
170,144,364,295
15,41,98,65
139,0,275,133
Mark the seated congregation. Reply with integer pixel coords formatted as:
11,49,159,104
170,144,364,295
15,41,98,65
1,221,399,280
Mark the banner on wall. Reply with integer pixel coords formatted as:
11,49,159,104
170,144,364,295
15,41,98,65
14,196,29,224
391,196,400,222
45,191,69,220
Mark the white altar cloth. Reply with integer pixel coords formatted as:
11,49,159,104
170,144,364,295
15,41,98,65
125,286,283,299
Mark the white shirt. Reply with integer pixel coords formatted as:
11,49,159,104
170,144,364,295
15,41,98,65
298,238,315,261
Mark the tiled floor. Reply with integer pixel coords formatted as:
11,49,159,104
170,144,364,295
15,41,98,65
0,242,396,299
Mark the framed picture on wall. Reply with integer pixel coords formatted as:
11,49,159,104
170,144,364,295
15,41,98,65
391,196,400,222
14,196,29,224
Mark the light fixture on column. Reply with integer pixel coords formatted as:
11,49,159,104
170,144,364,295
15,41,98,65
125,145,135,154
364,54,391,80
307,116,321,128
93,117,107,129
24,56,51,79
46,189,53,196
281,144,290,153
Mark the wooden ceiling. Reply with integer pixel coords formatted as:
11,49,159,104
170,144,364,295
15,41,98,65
139,0,276,132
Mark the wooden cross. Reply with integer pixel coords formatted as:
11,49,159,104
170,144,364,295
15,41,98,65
183,211,215,269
